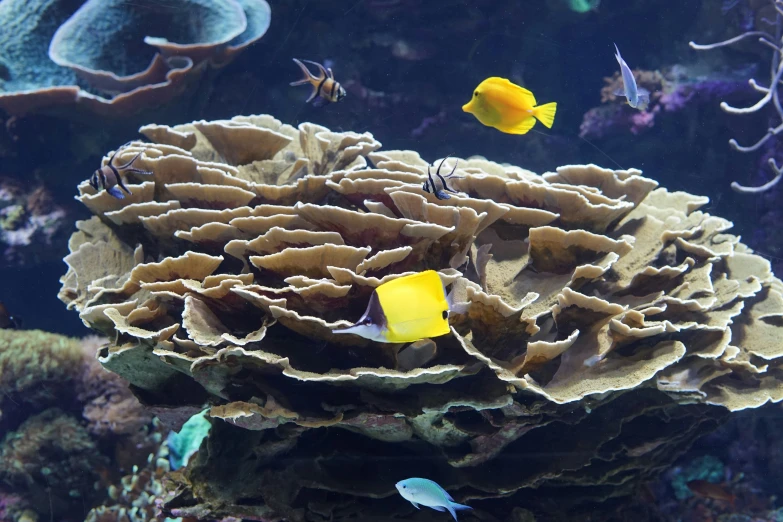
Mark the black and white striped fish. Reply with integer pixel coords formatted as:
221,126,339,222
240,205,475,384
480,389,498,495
290,59,346,104
89,142,153,199
423,156,463,200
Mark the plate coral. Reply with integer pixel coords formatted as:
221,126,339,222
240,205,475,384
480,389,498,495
59,114,783,519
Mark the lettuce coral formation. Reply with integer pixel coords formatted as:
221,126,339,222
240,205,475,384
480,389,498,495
59,114,783,520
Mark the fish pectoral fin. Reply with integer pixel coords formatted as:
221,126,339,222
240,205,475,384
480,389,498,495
497,116,536,135
430,506,446,512
612,87,627,97
532,102,557,129
410,502,421,510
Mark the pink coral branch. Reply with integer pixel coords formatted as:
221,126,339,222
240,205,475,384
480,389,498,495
689,31,774,51
729,122,783,152
732,157,783,192
690,0,783,192
719,60,783,115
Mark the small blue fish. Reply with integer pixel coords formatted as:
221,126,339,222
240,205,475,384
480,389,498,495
396,478,472,521
613,43,649,110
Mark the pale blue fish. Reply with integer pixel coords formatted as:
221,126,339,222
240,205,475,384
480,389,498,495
613,43,649,110
396,478,472,521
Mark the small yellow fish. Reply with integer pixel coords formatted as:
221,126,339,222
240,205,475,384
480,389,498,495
333,270,451,343
462,77,557,134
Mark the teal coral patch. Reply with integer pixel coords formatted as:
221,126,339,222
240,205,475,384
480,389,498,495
166,409,211,470
671,455,725,500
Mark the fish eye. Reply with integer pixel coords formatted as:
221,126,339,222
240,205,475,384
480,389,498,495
474,91,479,97
403,485,406,488
442,310,448,320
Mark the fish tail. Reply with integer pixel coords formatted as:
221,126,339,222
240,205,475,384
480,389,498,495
447,502,472,521
532,102,557,129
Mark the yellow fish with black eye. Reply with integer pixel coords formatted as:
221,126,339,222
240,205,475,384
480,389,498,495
462,77,557,135
332,270,452,343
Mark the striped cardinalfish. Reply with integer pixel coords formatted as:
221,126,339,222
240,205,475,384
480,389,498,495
89,142,153,199
290,58,346,104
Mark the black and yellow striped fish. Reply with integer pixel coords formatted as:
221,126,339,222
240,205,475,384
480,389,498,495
290,59,346,104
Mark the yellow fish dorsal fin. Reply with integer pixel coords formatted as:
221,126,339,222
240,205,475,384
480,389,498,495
484,77,537,108
375,270,450,343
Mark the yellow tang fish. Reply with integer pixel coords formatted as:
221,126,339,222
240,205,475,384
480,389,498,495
462,77,557,134
333,270,451,343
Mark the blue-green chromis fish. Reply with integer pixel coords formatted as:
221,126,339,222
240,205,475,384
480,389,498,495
396,478,472,521
613,43,649,110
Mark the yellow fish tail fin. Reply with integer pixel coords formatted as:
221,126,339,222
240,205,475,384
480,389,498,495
497,115,536,135
533,102,557,129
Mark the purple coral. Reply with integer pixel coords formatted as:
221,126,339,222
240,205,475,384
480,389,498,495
580,104,658,139
580,67,755,140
